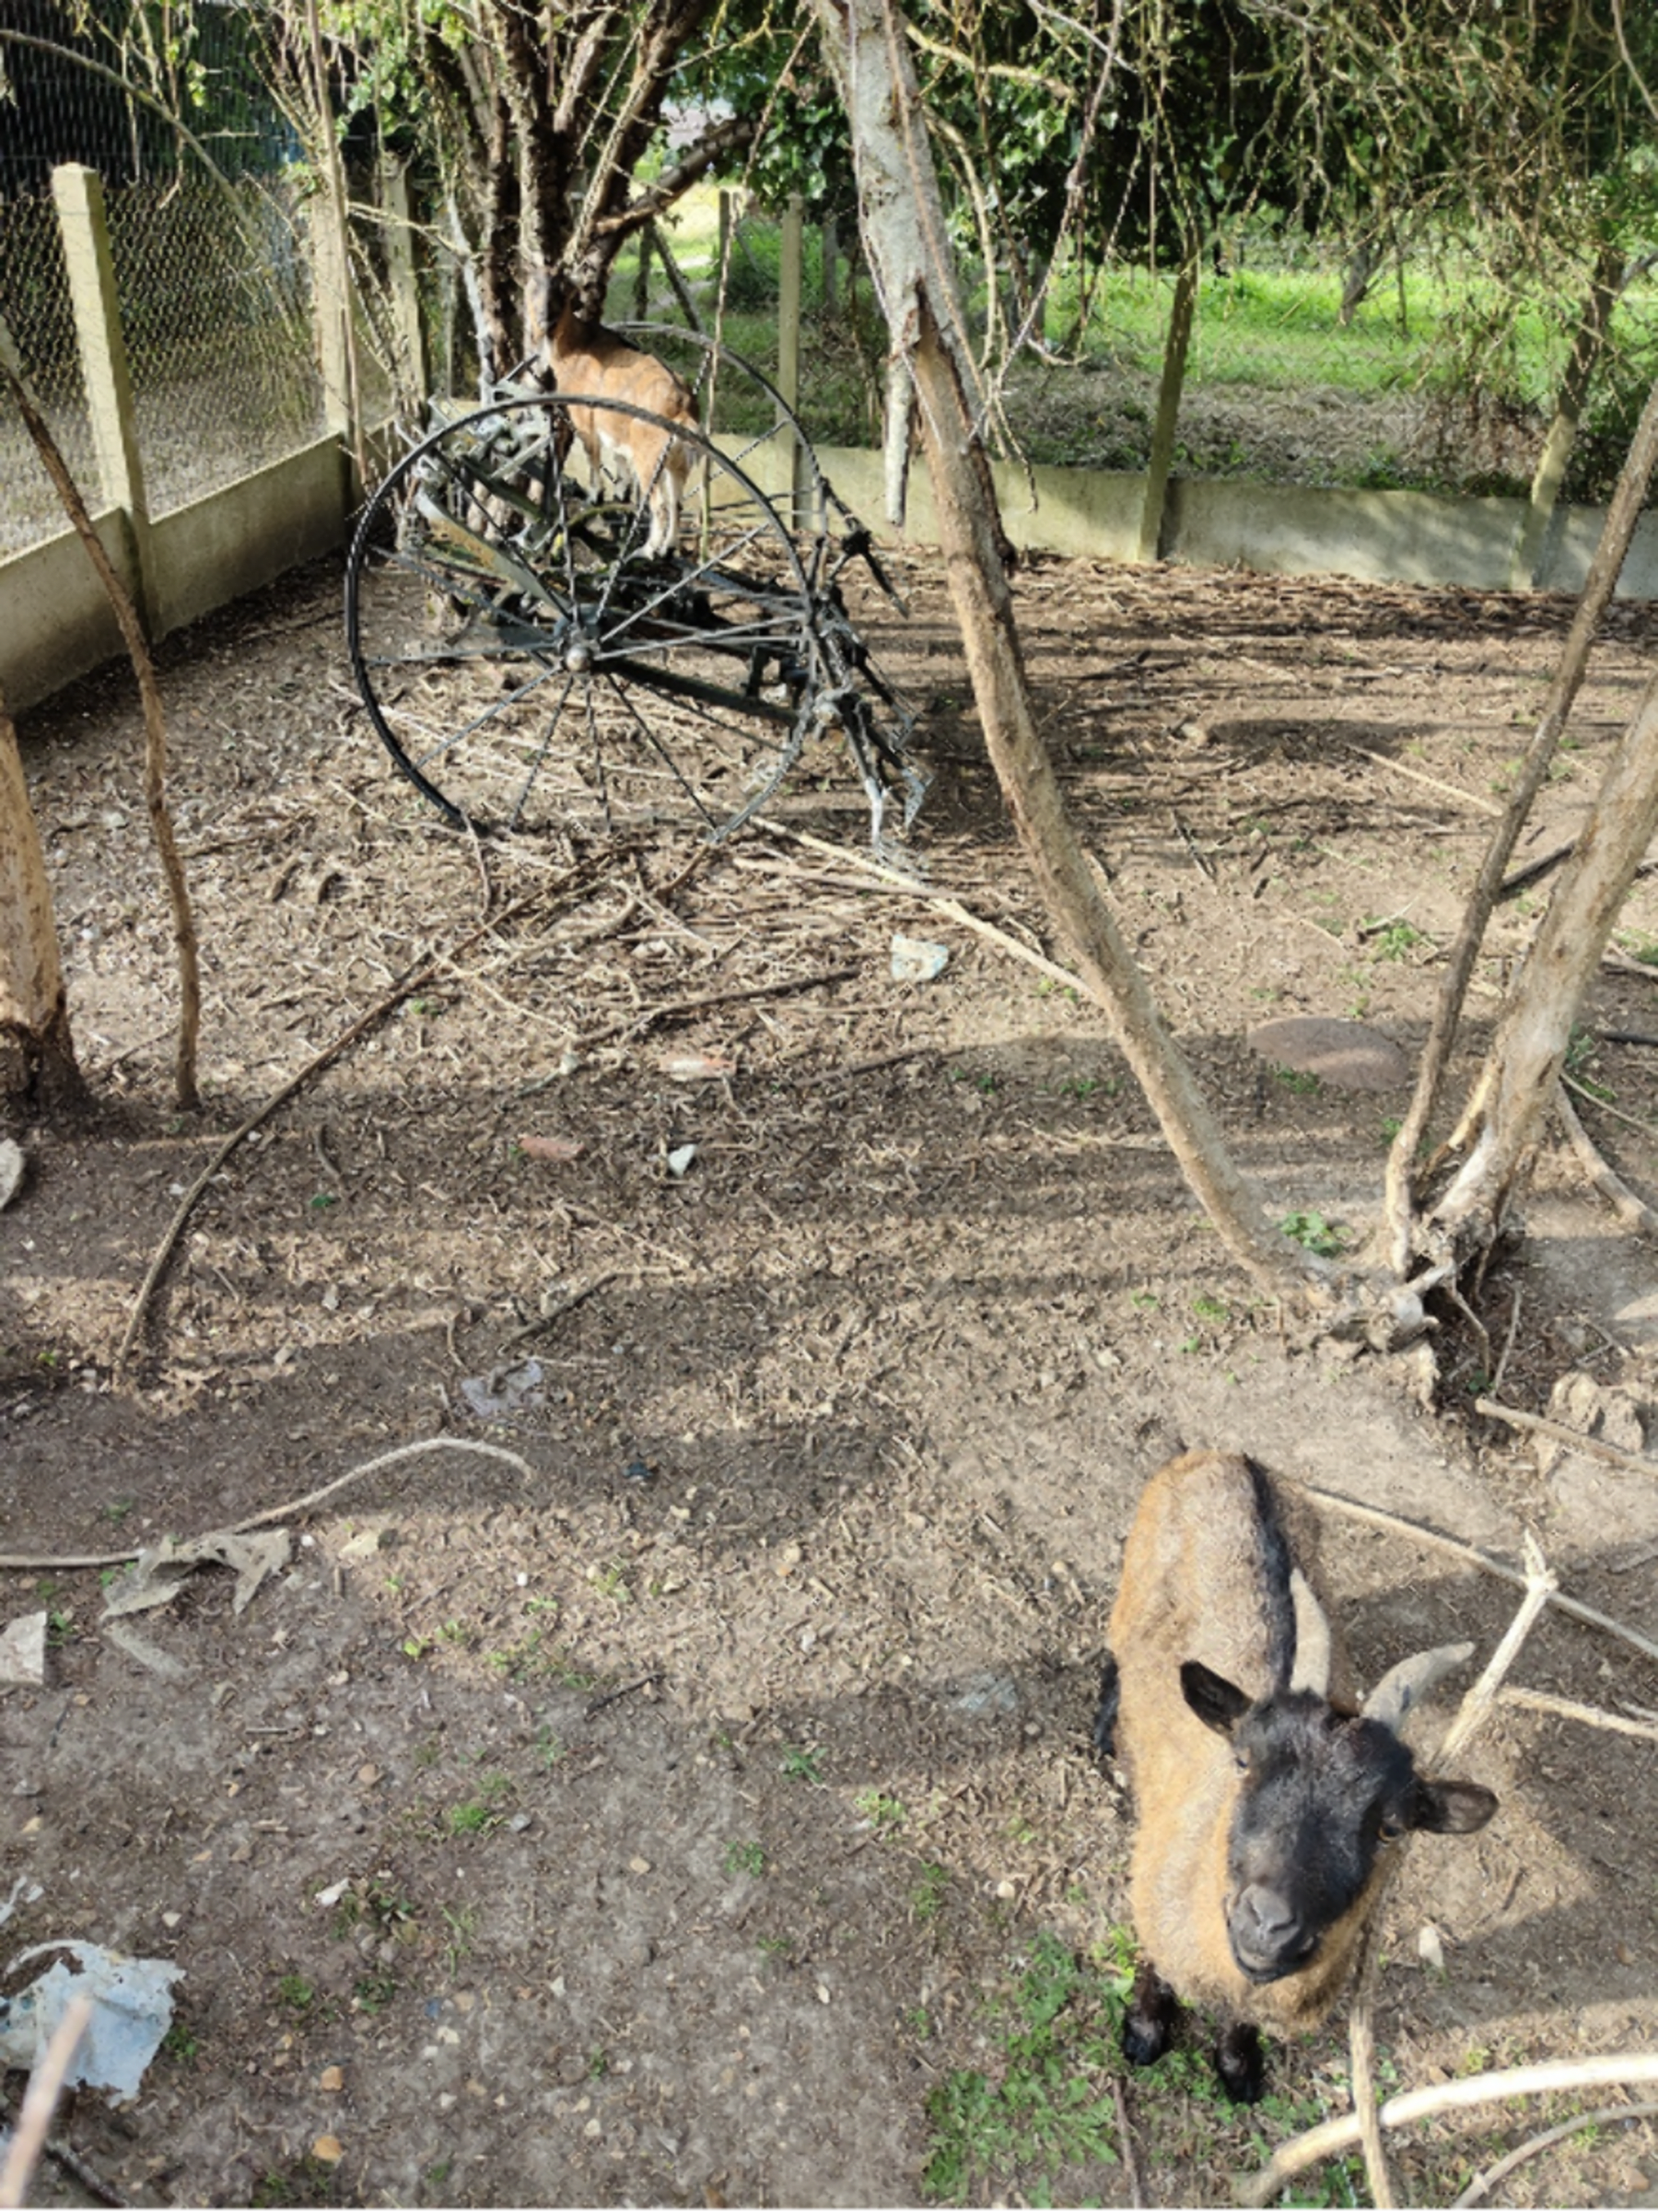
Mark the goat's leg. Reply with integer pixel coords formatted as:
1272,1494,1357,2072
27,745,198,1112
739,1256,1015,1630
1121,1960,1179,2067
1092,1651,1120,1760
1214,2019,1266,2104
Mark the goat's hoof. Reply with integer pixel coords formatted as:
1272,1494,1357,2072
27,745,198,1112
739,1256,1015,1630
1092,1651,1120,1762
1121,2012,1171,2067
1214,2023,1266,2104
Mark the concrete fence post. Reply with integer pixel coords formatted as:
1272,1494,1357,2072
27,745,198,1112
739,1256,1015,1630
777,192,804,518
51,162,158,631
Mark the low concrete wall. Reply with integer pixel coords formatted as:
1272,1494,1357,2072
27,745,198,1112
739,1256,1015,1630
2,431,349,715
8,425,1657,720
151,436,349,637
0,508,141,714
811,441,1658,600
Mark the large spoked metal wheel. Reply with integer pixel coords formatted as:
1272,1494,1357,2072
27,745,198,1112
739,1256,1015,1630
346,392,837,839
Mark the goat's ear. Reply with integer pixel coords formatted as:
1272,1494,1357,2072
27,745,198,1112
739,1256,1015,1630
1180,1660,1252,1738
1411,1778,1498,1834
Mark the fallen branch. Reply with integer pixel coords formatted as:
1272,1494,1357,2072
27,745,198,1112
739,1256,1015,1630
575,962,861,1050
1451,2099,1658,2207
0,1437,537,1572
1555,1080,1658,1239
1342,1531,1556,2212
0,1996,96,2211
1236,2053,1658,2206
1302,1481,1658,1668
1475,1396,1657,1480
1499,1685,1658,1743
111,868,605,1379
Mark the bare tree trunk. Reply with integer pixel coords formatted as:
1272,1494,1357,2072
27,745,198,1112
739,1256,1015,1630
0,324,201,1112
1382,369,1658,1272
1427,670,1658,1246
0,692,85,1113
814,0,1372,1325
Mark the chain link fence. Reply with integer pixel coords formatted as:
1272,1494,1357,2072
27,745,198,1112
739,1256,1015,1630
1,3,324,558
640,202,1658,509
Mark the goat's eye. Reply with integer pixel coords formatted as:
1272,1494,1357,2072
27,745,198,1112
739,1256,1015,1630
1232,1749,1251,1774
1378,1813,1406,1843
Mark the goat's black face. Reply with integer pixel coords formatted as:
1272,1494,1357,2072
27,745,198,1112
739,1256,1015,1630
1180,1661,1497,1985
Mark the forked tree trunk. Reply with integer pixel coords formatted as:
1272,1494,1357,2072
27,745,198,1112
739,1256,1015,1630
0,696,85,1111
812,0,1400,1329
1426,670,1658,1246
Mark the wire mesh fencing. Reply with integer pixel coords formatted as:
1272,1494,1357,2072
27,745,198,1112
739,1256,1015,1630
103,167,324,519
0,191,99,556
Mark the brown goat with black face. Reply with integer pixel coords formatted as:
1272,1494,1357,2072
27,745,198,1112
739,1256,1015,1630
1095,1451,1498,2101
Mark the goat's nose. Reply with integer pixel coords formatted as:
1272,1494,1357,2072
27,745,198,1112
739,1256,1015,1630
1234,1884,1316,1970
1240,1885,1298,1939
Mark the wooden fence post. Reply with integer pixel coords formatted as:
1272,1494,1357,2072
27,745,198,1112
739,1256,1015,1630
777,192,804,517
51,162,158,632
1137,241,1200,565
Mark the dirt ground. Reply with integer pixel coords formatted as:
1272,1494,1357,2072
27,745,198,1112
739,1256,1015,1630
5,537,1658,2211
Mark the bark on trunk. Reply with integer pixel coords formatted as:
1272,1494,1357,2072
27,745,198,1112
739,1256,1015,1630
1429,669,1658,1243
815,0,1344,1319
0,325,200,1111
0,696,85,1111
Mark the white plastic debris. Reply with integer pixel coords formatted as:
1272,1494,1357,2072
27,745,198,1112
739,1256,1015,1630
665,1143,697,1177
0,1942,183,2103
459,1359,545,1420
101,1528,291,1621
0,1613,47,1689
891,933,949,982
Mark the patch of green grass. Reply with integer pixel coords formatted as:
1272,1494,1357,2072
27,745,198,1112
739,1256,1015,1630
1273,1064,1322,1096
779,1743,823,1783
1190,1292,1231,1326
723,1839,766,1877
756,1934,794,1966
251,2159,339,2207
275,1973,315,2012
352,1972,398,2015
920,1932,1123,2203
445,1773,512,1836
162,2021,200,2062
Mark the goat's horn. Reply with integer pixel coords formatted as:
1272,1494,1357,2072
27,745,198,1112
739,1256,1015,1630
1361,1640,1476,1732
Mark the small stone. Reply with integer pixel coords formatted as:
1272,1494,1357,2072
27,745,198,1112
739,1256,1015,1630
311,2136,343,2165
995,1878,1016,1901
628,1855,652,1876
319,2066,344,2092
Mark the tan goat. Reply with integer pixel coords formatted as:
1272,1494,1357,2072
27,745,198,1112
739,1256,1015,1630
1095,1450,1497,2101
527,271,698,559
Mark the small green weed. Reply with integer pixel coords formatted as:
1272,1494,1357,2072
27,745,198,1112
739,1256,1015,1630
1273,1065,1322,1096
1363,916,1429,960
162,2021,200,2062
780,1743,824,1783
910,1862,950,1922
756,1934,794,1965
855,1789,907,1832
352,1972,398,2015
308,1190,338,1211
439,1903,476,1974
1190,1293,1230,1326
1279,1211,1349,1258
275,1973,315,2011
723,1839,766,1877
